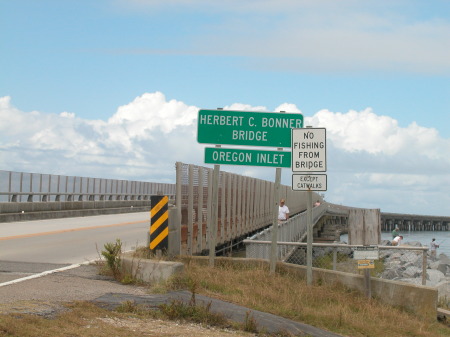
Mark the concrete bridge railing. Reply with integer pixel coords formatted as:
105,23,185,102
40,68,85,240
0,169,176,222
0,169,175,203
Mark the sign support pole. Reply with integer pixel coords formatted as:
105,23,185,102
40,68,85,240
363,216,372,298
270,112,286,274
209,145,221,267
306,188,313,285
270,165,281,274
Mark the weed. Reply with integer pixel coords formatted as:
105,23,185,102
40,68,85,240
159,299,229,327
120,273,137,285
116,300,139,314
101,239,122,279
438,295,450,310
243,310,258,333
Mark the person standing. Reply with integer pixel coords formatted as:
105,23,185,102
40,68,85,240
392,226,400,239
430,238,440,261
278,199,289,223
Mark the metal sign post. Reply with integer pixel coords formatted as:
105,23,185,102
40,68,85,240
209,150,220,267
353,245,379,298
270,164,282,274
306,189,313,285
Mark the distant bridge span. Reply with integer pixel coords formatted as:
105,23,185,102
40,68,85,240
381,212,450,232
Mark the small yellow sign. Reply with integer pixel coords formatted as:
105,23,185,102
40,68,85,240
357,260,375,269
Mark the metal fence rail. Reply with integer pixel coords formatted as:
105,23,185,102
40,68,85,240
0,169,175,202
244,239,429,285
246,203,347,242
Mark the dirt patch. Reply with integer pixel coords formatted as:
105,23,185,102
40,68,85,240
94,316,255,337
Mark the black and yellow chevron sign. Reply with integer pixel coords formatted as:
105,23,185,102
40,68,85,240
150,195,169,251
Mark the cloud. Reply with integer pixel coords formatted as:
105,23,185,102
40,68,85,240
308,108,449,159
1,93,449,215
0,93,202,180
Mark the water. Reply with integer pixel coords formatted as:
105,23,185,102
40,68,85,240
340,231,450,257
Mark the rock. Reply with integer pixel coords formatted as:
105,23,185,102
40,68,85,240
384,260,403,270
402,266,422,278
437,263,448,275
400,251,421,267
389,252,403,261
429,260,440,269
436,281,450,303
381,269,402,280
439,254,450,264
403,241,424,247
426,269,446,286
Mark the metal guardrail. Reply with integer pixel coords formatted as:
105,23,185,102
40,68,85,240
0,192,169,202
0,169,175,202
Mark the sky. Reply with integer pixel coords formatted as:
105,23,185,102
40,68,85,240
1,0,449,216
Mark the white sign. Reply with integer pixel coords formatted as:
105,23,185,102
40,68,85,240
291,128,326,172
292,174,327,191
353,246,379,260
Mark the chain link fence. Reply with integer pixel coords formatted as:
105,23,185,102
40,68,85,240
244,240,429,285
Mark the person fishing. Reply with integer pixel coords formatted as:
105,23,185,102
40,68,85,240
430,238,440,261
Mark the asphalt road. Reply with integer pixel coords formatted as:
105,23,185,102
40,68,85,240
0,212,150,284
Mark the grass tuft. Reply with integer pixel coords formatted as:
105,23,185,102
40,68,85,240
159,299,229,328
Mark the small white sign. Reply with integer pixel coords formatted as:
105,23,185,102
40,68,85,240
292,174,327,191
353,246,379,260
291,128,326,172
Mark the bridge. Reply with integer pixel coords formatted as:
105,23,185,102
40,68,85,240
1,164,449,256
381,212,450,232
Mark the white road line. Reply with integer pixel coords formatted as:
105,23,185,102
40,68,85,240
0,261,88,288
0,249,134,288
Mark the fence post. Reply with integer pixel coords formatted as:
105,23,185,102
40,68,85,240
422,249,427,286
187,165,194,255
333,247,337,271
175,162,182,252
270,167,281,274
168,205,181,257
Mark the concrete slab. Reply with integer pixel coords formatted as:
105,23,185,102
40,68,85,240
93,291,344,337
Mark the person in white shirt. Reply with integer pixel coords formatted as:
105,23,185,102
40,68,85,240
430,238,440,261
278,199,289,223
392,235,403,246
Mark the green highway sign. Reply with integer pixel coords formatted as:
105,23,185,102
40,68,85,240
198,109,303,148
205,147,291,168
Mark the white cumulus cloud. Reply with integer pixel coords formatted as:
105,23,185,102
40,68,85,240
0,93,449,215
